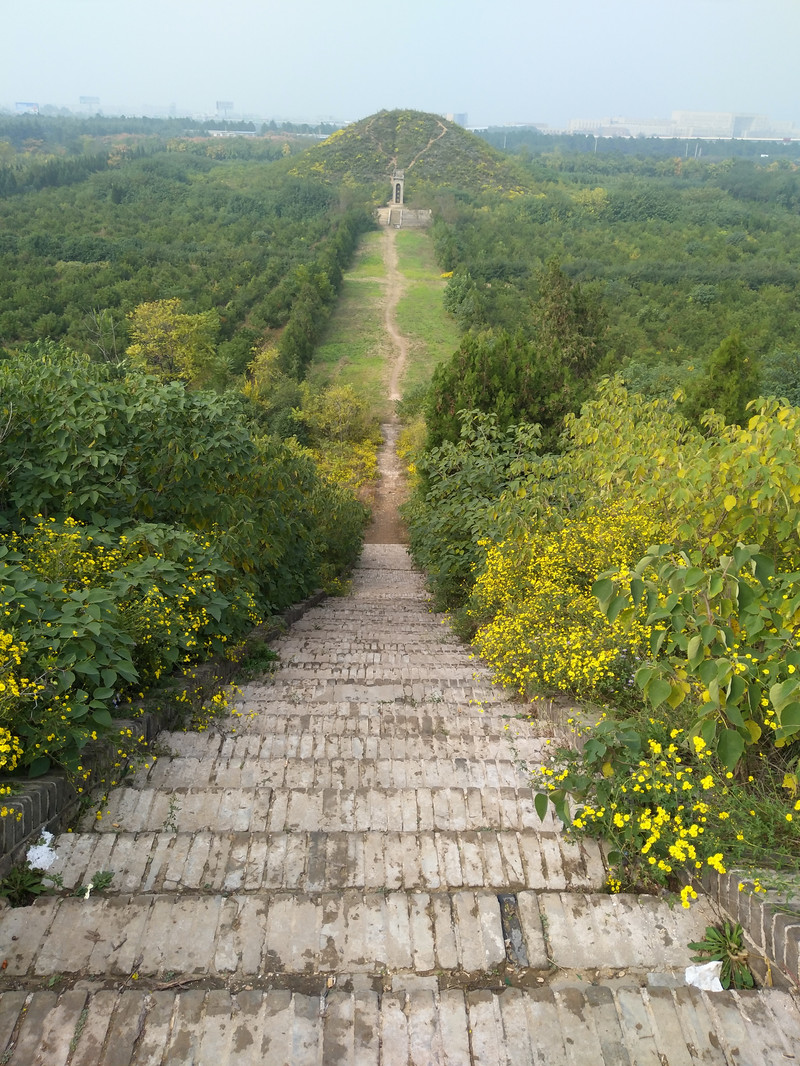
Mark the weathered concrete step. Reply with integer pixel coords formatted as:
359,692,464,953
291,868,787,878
0,891,716,983
277,628,459,647
257,660,503,677
275,638,472,655
5,982,798,1065
324,591,431,604
155,726,549,764
47,829,604,894
228,700,537,732
80,785,560,834
234,679,522,709
276,636,465,651
131,754,535,791
278,607,434,626
2,890,511,979
274,653,484,672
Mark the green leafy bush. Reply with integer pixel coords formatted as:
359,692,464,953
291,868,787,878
0,346,369,774
401,412,542,609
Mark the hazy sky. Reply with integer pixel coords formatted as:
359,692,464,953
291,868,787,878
2,0,799,128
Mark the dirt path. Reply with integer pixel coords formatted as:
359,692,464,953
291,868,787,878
364,228,411,545
407,118,449,171
382,227,408,409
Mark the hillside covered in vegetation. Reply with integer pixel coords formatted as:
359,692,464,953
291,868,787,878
288,109,530,200
1,108,799,897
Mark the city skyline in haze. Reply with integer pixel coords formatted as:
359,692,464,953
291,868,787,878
2,0,798,132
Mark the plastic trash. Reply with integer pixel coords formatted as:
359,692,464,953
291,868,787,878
27,829,57,870
685,960,724,991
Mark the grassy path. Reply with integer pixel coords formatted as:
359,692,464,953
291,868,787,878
308,226,459,421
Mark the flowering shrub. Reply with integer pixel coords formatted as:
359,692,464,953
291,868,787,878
407,378,800,898
536,713,800,906
402,412,543,609
595,542,800,772
468,502,664,696
0,517,262,774
0,725,23,773
0,344,368,611
0,346,369,774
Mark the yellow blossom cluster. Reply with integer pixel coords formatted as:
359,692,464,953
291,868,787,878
535,724,746,905
0,726,22,774
469,502,665,695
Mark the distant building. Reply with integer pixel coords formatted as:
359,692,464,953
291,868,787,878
206,129,258,138
446,113,468,128
568,110,799,140
391,169,405,206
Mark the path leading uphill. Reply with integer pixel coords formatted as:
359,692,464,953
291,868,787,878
1,234,800,1062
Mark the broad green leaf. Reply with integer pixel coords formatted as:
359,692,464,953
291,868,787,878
683,567,704,589
717,729,745,770
630,577,645,606
770,680,800,713
745,720,762,743
28,756,52,778
686,634,703,666
592,578,614,610
777,703,800,729
534,793,549,822
648,678,672,708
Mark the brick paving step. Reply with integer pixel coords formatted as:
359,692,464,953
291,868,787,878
46,829,604,894
79,785,562,834
151,727,550,764
3,890,512,979
1,890,717,982
229,701,536,731
234,680,524,709
3,983,798,1065
128,754,534,791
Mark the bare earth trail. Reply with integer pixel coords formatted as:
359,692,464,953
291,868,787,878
1,233,799,1062
365,227,409,546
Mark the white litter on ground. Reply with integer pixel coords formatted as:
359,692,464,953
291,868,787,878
685,961,724,991
27,829,57,870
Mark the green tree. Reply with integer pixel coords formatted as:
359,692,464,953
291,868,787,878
426,261,606,451
126,298,223,387
681,332,760,427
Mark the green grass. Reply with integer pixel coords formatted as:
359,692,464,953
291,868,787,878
309,227,459,420
396,230,443,279
344,230,386,279
395,282,460,394
308,276,392,419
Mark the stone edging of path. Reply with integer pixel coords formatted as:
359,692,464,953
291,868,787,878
693,866,800,991
0,589,326,877
534,697,800,991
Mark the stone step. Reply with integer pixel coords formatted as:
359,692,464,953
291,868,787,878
273,652,483,670
3,984,799,1066
130,755,536,791
46,829,605,894
276,626,458,643
4,890,512,979
227,701,537,731
79,786,560,834
154,728,549,764
1,891,715,982
234,680,524,709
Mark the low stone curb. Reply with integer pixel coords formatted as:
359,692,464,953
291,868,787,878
0,590,327,876
696,867,800,991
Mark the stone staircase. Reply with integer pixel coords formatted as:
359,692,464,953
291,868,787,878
1,543,799,1063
